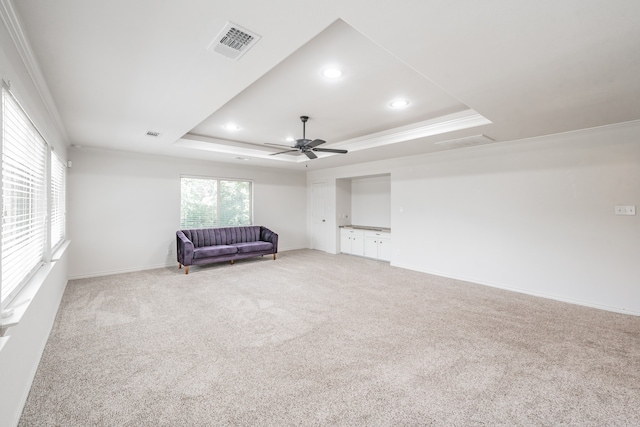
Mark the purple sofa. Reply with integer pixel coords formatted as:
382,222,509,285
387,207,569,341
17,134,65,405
176,226,278,274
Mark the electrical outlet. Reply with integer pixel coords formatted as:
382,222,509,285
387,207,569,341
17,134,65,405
615,205,636,215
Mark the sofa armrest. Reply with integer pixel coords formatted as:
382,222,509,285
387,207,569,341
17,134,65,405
260,226,278,253
176,231,194,266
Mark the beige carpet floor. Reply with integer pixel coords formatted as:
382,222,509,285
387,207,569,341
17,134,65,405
19,249,640,426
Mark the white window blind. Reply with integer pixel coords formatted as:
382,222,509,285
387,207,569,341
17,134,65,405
1,86,47,306
180,176,252,229
219,179,251,226
50,151,66,250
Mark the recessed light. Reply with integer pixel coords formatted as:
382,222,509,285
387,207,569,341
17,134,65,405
322,67,343,79
389,99,410,109
223,122,240,131
235,157,250,161
285,137,295,142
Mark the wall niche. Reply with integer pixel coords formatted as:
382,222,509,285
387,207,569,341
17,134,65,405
336,174,390,229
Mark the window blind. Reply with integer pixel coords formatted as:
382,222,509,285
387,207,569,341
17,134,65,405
180,177,252,229
180,177,217,229
1,86,47,306
219,179,251,226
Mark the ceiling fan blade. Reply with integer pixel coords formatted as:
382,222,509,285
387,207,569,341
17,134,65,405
269,149,299,156
265,143,295,148
305,139,325,148
312,148,348,154
304,151,318,160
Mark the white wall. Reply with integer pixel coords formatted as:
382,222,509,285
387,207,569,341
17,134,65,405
351,175,390,227
67,148,308,278
0,13,69,427
336,178,352,227
308,121,640,315
0,252,68,427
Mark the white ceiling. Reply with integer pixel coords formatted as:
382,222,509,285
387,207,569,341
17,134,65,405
10,0,640,170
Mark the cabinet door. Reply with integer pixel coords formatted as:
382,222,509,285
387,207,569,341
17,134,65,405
364,237,378,258
340,230,351,254
378,238,392,261
351,235,365,256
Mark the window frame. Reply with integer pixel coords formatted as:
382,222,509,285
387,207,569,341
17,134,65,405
50,150,66,252
0,82,66,310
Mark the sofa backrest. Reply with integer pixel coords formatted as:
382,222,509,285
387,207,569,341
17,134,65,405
181,226,261,248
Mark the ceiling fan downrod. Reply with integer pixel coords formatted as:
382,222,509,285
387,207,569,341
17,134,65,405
300,115,308,140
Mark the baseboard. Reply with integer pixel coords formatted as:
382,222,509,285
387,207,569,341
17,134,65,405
68,247,306,280
390,261,640,317
68,263,173,280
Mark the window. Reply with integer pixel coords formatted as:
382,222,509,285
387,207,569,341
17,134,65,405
1,85,47,306
50,152,66,250
180,176,252,229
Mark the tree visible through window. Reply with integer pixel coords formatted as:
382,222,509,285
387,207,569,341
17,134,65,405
180,177,252,229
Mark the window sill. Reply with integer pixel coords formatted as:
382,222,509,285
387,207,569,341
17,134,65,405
0,240,70,336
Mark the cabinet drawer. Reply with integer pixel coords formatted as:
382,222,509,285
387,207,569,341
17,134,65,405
341,228,364,238
364,230,391,239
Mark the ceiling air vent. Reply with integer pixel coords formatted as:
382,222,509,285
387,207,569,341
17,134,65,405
435,134,495,150
146,131,161,137
208,22,261,60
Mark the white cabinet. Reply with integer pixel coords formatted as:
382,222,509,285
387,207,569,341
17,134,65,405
340,229,353,254
340,228,364,256
341,228,391,261
364,230,392,261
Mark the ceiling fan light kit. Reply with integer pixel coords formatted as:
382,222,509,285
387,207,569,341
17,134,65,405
266,116,349,160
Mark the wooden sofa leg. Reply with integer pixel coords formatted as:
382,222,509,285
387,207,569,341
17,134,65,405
230,259,234,265
185,266,189,275
274,253,277,260
179,263,182,269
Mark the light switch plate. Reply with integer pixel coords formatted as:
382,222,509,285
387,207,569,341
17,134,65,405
615,205,636,215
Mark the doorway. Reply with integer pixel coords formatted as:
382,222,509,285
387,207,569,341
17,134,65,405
311,182,327,251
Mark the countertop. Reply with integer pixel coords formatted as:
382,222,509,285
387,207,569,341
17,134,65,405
339,225,391,232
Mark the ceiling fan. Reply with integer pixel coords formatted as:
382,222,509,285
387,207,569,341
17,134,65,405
266,116,348,160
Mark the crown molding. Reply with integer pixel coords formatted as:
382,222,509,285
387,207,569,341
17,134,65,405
331,109,492,152
0,0,69,143
177,134,300,162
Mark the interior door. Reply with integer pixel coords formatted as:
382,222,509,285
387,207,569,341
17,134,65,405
311,182,327,252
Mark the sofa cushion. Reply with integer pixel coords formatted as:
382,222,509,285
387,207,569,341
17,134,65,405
193,245,238,259
182,226,262,247
231,241,273,254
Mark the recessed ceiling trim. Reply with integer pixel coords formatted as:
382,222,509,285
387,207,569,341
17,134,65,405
331,109,491,152
177,109,491,163
176,134,300,162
